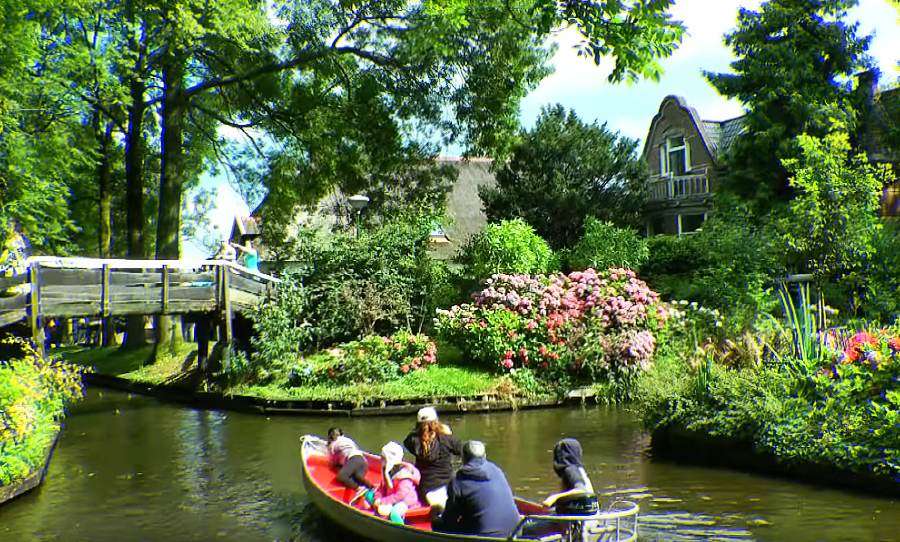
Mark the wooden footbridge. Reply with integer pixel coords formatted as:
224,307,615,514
0,257,279,362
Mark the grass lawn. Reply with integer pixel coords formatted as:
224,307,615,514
56,342,199,385
228,366,506,405
56,344,517,406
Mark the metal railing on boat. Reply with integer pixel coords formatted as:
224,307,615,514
508,500,639,542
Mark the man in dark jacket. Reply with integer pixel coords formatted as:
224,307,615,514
434,441,521,538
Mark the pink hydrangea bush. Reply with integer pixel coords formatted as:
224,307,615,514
435,268,667,384
300,331,438,385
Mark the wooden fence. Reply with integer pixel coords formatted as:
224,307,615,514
0,257,279,354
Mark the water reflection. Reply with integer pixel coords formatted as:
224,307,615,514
0,389,896,541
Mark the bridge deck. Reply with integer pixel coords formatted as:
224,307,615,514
0,257,278,332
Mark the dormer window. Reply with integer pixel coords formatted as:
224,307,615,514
660,135,689,176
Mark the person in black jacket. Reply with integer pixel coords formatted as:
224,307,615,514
434,441,521,538
403,407,462,510
543,437,595,506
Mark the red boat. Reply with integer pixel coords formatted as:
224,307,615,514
300,435,639,542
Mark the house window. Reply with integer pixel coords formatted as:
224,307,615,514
660,135,689,176
678,213,706,235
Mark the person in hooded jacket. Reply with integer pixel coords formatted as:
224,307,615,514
364,441,422,524
539,438,599,542
543,437,595,507
403,406,462,510
434,441,520,538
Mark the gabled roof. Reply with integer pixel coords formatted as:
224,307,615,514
642,96,730,164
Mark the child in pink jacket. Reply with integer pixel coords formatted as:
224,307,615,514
365,441,422,524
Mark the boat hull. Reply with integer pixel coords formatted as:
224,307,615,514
300,435,638,542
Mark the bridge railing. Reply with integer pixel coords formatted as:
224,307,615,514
0,258,279,351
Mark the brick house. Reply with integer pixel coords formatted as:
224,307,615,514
640,95,744,235
641,73,899,235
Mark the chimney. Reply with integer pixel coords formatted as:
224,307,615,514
857,68,880,106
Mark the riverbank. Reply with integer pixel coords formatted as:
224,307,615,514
1,341,83,505
0,429,60,506
651,425,900,498
61,345,562,415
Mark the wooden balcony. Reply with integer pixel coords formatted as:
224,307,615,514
648,173,710,201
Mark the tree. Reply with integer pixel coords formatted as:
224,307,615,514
480,105,647,249
778,131,886,303
706,0,872,204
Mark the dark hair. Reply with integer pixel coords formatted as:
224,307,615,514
327,427,343,441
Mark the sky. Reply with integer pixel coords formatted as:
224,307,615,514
183,0,900,259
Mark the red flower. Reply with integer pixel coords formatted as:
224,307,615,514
889,337,900,352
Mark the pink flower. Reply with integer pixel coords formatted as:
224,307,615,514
501,359,514,369
400,364,410,374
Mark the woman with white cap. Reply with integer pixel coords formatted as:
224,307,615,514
403,406,462,511
364,441,422,524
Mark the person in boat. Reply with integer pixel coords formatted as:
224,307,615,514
434,440,520,538
327,427,373,494
536,438,600,542
363,441,422,524
543,438,596,508
402,407,462,510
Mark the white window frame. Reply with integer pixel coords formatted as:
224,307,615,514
661,134,690,176
677,212,707,236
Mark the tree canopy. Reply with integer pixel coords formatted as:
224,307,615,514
1,0,685,259
479,105,647,249
705,0,872,205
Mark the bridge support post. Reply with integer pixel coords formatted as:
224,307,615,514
28,262,45,358
213,264,232,373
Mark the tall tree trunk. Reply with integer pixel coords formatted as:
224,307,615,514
123,75,148,348
96,117,118,346
156,54,187,346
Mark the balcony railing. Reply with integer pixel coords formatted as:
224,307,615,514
649,173,710,201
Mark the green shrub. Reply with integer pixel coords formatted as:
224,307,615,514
246,277,312,383
1,340,84,485
292,331,438,386
863,220,900,322
636,325,900,479
641,234,706,276
250,212,451,361
641,203,780,331
459,219,557,279
565,218,648,272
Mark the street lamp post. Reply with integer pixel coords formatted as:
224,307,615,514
348,194,370,238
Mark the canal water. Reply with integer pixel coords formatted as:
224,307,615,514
1,389,896,541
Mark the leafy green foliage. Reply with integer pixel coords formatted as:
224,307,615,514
863,220,900,321
636,325,900,479
566,218,648,272
706,0,872,204
250,213,451,367
642,203,781,331
1,340,84,485
459,219,557,279
778,132,885,292
480,105,647,249
290,331,438,387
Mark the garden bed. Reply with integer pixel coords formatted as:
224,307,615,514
84,371,562,416
64,345,565,415
0,428,60,506
651,425,900,498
